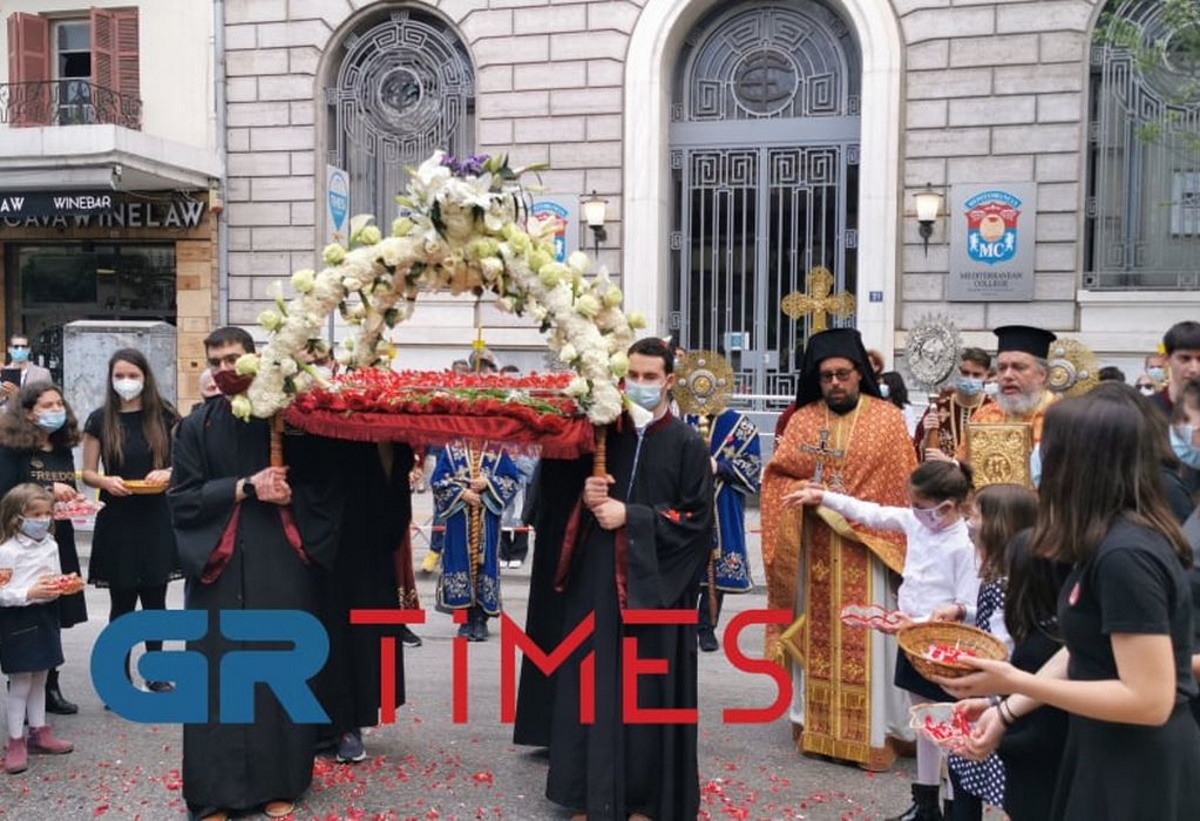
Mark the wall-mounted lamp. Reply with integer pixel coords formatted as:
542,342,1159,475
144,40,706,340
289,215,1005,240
581,190,608,257
914,183,943,257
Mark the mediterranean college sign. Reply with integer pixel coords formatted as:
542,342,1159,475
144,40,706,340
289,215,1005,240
0,190,207,230
948,182,1037,302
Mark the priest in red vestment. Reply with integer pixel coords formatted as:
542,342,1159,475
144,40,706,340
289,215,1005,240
762,328,917,770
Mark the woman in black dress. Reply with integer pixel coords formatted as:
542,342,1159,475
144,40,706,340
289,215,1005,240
81,348,180,692
939,388,1200,820
0,381,88,714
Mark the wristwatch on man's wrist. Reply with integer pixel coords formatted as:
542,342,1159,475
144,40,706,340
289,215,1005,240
242,477,257,500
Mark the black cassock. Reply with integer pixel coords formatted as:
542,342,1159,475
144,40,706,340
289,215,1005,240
513,457,593,747
545,413,714,820
168,400,341,814
314,441,413,737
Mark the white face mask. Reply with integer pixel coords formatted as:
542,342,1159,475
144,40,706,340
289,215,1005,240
911,501,952,531
983,382,1000,398
112,377,144,402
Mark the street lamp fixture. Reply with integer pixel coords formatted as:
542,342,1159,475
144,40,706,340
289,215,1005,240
914,183,943,257
581,190,608,257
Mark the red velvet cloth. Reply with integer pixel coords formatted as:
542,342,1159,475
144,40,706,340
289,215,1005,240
283,406,596,458
278,507,308,564
201,505,241,584
554,500,586,593
200,502,308,584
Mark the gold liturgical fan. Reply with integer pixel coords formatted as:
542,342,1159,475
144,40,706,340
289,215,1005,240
673,350,735,442
1046,338,1100,398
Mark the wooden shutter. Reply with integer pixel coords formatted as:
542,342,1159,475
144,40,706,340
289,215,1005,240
90,7,139,129
113,9,139,102
6,12,51,126
91,8,115,91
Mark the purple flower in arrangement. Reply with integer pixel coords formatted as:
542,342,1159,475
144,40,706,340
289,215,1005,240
440,153,492,177
461,154,489,176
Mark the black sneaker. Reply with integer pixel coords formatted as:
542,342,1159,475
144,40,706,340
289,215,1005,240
147,681,176,693
698,630,720,653
400,626,422,647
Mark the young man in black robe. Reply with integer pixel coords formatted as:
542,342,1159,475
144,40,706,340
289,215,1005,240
168,327,341,821
545,337,715,820
313,440,413,763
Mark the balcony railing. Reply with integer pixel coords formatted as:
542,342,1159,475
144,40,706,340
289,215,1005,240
0,80,141,130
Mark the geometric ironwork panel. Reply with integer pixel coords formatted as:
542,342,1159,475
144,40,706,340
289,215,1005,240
327,9,475,224
678,0,860,122
1086,0,1200,289
670,0,861,406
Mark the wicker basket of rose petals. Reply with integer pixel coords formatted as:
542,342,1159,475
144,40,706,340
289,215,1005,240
898,622,1008,679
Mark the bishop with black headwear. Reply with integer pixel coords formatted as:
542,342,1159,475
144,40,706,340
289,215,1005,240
955,325,1060,478
761,327,918,769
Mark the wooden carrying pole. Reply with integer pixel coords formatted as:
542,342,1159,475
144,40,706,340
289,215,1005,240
592,424,607,477
270,412,285,468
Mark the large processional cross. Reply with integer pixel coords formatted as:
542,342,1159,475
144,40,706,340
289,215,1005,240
781,266,856,333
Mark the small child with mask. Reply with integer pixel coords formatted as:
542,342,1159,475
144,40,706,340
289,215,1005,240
0,483,77,774
787,460,978,821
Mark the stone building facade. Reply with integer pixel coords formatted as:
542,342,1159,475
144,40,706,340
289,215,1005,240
222,0,1200,389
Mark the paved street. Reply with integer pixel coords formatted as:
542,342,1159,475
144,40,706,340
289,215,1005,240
0,493,918,820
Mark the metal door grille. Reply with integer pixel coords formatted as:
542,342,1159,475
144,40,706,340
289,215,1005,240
1086,0,1200,290
326,9,475,225
670,1,860,406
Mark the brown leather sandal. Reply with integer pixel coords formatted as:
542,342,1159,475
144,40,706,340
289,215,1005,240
263,800,295,818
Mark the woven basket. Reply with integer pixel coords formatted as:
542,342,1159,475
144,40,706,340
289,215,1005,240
897,622,1008,680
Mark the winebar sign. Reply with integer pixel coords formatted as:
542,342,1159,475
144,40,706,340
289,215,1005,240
0,190,207,230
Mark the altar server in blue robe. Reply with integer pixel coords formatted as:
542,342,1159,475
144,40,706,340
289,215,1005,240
432,439,522,641
684,407,762,651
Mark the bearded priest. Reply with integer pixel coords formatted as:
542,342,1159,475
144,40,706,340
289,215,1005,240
761,327,918,770
954,325,1059,468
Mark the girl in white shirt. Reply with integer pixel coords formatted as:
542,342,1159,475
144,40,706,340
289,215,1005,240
789,460,978,821
0,483,76,775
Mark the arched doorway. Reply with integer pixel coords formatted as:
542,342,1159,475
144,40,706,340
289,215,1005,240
324,7,475,225
669,0,861,403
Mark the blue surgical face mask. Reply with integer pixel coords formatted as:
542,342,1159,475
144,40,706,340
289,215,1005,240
878,382,891,399
1148,367,1166,382
624,382,663,413
1171,424,1200,469
18,516,51,541
8,347,29,363
36,410,66,433
1030,446,1043,489
956,376,985,396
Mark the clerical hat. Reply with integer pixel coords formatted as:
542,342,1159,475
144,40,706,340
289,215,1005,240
993,325,1056,359
794,327,883,408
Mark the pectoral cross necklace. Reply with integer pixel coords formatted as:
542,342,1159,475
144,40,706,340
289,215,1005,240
801,401,861,492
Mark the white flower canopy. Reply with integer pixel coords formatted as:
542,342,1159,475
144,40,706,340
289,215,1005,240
231,152,647,426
